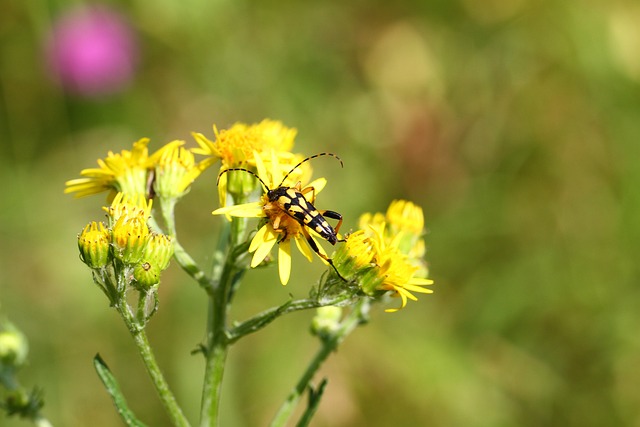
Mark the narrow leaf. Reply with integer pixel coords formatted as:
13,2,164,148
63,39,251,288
94,354,148,427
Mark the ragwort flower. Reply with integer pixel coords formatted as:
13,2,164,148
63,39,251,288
334,200,433,312
65,137,151,198
149,140,208,200
192,120,303,206
212,151,327,285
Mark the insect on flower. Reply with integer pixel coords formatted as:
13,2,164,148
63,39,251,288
218,153,347,280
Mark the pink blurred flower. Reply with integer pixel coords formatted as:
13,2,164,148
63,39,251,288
46,5,138,97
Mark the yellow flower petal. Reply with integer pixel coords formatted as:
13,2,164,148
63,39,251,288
250,225,278,267
304,178,327,198
212,201,264,218
249,224,270,252
278,240,292,285
385,290,409,313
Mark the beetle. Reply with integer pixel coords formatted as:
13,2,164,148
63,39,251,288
218,153,346,279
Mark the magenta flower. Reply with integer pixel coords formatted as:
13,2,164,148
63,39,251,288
46,5,138,97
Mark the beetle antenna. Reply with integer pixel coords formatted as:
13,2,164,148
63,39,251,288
217,168,270,192
278,153,343,187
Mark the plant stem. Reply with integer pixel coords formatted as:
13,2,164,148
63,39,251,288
199,218,245,426
199,295,228,427
228,295,352,343
269,299,368,427
117,302,191,427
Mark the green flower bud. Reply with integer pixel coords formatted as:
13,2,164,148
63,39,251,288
311,306,342,338
0,324,28,369
132,234,173,290
143,234,173,271
133,262,162,289
78,222,111,268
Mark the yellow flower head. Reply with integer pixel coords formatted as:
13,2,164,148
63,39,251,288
212,151,327,285
192,119,296,168
103,192,153,225
65,138,152,198
336,200,433,312
149,140,208,200
192,120,301,206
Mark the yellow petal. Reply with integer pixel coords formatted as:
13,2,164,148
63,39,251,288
278,240,292,285
250,226,278,267
212,201,264,217
385,290,409,313
402,279,434,294
305,178,327,196
254,150,270,187
269,149,284,186
249,224,271,252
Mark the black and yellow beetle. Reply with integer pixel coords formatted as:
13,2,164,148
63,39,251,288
218,153,346,279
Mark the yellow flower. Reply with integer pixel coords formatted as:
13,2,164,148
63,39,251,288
191,119,296,167
336,200,433,312
368,223,433,312
103,192,153,225
65,138,152,198
149,140,208,200
212,151,327,285
192,120,302,206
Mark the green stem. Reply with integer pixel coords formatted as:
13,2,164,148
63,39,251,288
228,295,352,343
269,300,368,427
117,302,191,427
199,222,243,426
199,295,228,427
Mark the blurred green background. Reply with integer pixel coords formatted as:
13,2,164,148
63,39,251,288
2,0,640,425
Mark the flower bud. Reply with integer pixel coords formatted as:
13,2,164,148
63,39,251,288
0,324,28,369
143,234,173,271
111,215,149,264
132,262,162,289
78,221,111,268
311,306,342,338
132,234,173,289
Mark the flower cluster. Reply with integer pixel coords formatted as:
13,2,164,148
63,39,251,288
78,193,173,290
65,137,210,203
68,119,434,312
192,119,308,206
333,200,433,312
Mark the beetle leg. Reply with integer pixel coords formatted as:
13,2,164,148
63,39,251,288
301,227,347,281
300,186,316,204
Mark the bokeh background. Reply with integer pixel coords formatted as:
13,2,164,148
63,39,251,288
2,0,640,426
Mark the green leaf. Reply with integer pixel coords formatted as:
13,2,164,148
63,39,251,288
94,354,148,427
